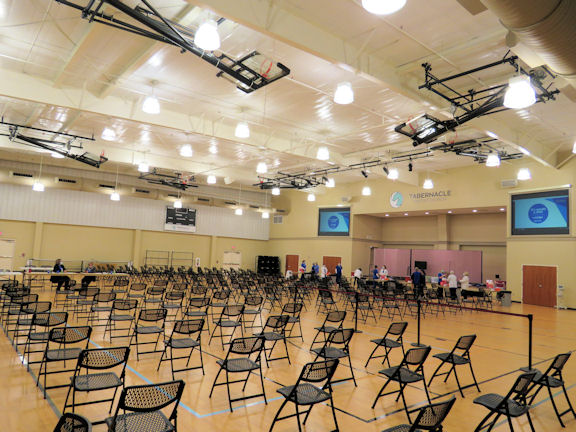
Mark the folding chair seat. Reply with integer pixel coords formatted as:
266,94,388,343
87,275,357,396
372,346,432,422
365,322,408,368
53,413,92,432
526,352,576,428
105,380,185,432
158,318,205,380
209,304,244,348
63,347,130,425
282,302,304,341
381,396,456,432
428,334,480,397
269,359,339,432
37,326,92,399
312,328,356,386
129,308,167,360
209,336,267,411
256,315,291,366
473,371,536,432
104,299,138,342
310,310,346,349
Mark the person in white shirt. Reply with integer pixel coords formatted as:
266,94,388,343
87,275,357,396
285,269,293,279
447,270,458,300
321,264,328,278
379,265,389,279
459,272,469,302
353,268,363,286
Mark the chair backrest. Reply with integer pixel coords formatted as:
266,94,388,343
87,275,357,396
404,346,432,367
282,302,303,315
49,326,92,345
112,299,138,311
244,295,263,307
387,321,408,338
411,396,456,431
138,308,167,323
146,287,165,297
33,311,68,328
22,301,52,314
77,347,130,370
172,283,188,292
14,293,39,305
130,282,147,292
504,372,536,405
113,278,129,287
165,291,185,301
300,359,339,384
454,334,476,355
111,380,185,426
326,328,354,347
53,412,92,432
79,288,99,298
228,336,264,355
212,290,230,301
94,292,116,303
325,310,346,323
222,304,244,317
173,319,204,336
549,352,571,375
263,315,290,332
188,297,210,309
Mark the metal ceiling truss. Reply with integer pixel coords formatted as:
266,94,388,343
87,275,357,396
0,120,106,168
55,0,290,93
396,53,560,146
139,168,198,190
429,139,522,163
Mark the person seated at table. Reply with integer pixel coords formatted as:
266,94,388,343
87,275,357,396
81,262,97,288
50,258,70,291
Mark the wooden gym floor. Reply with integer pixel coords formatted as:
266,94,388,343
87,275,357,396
1,288,575,431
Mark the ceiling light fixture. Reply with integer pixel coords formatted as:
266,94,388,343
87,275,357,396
362,0,406,15
572,142,576,154
256,162,268,174
423,178,434,189
504,75,536,109
486,153,501,167
32,181,45,192
307,193,316,202
262,211,270,219
472,209,478,213
234,208,243,216
101,127,116,141
404,213,409,216
271,187,280,196
517,168,531,181
334,82,354,105
316,146,330,160
387,168,399,180
174,199,183,209
383,166,389,176
206,175,217,184
180,144,193,157
500,208,506,211
137,162,149,173
425,212,430,215
235,121,250,138
194,20,221,51
51,152,65,159
209,144,218,154
519,146,531,155
362,186,372,196
385,214,390,217
142,95,160,114
408,162,413,172
325,178,335,188
448,210,453,214
110,192,120,201
361,170,368,178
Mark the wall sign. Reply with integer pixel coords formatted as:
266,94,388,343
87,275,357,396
409,190,452,200
390,192,404,208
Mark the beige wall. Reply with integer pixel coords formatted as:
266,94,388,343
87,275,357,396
0,219,35,268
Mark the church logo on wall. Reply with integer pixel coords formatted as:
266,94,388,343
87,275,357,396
390,192,404,208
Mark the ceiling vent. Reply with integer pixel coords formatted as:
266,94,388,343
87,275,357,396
10,171,33,178
197,197,211,203
134,188,150,194
273,215,283,224
98,184,115,189
501,179,518,188
57,178,77,184
224,201,236,206
249,205,259,209
276,209,286,213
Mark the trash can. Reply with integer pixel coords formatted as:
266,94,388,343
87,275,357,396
500,290,512,307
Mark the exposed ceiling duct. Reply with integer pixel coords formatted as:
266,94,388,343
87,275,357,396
481,0,576,89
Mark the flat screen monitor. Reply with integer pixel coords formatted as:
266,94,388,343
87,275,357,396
511,189,569,235
318,207,350,236
415,260,427,270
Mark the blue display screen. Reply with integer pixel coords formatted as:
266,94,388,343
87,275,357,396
318,208,350,236
511,190,570,235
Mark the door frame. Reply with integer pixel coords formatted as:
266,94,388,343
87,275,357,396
521,264,558,306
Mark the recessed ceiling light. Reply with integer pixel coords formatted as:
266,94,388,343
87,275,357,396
235,121,250,138
209,144,218,154
472,209,478,213
385,214,390,217
101,127,116,141
316,146,330,160
180,144,193,157
425,212,430,215
404,213,409,216
517,168,531,181
206,175,216,184
256,162,268,174
500,208,505,211
362,0,406,15
448,210,453,214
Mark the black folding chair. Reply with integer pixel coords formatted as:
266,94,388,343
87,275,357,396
269,359,340,432
53,412,92,432
310,310,346,349
526,352,576,427
372,346,432,422
209,336,267,411
157,319,205,380
87,292,116,328
243,295,264,330
184,297,210,332
129,308,167,360
312,328,356,386
428,334,481,397
282,302,304,341
209,304,244,348
365,321,408,368
63,347,130,425
381,396,456,432
104,300,138,342
37,326,93,399
105,380,185,432
256,314,291,366
23,311,68,369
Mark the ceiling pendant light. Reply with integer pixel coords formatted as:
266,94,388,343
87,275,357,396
194,20,221,51
271,186,280,196
325,178,335,188
180,144,193,157
362,186,372,196
504,75,536,109
206,175,217,184
142,95,160,114
51,152,65,159
334,82,354,105
307,193,316,202
262,211,270,219
234,208,243,216
362,0,407,15
101,127,116,141
517,168,531,181
387,168,399,180
209,144,218,154
32,181,45,192
137,162,149,173
174,199,183,209
110,192,120,201
235,121,250,138
423,178,434,189
486,153,501,167
572,141,576,154
256,162,268,174
316,146,330,160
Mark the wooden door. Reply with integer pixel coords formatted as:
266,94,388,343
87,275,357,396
323,256,341,275
522,265,557,307
285,255,299,273
0,239,15,271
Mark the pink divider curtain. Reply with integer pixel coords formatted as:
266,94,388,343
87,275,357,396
373,248,411,278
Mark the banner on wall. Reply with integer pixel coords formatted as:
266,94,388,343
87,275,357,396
390,190,452,208
164,207,197,233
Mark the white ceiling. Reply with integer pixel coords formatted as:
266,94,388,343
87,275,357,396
0,0,573,194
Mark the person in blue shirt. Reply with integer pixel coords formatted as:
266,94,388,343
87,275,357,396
372,265,380,280
335,263,342,284
411,267,423,297
51,258,70,291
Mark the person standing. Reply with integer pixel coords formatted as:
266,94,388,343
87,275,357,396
321,264,328,279
353,267,363,287
312,262,320,279
335,263,343,284
448,270,458,300
51,258,70,291
411,267,422,297
372,265,380,280
459,271,469,302
379,265,389,280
